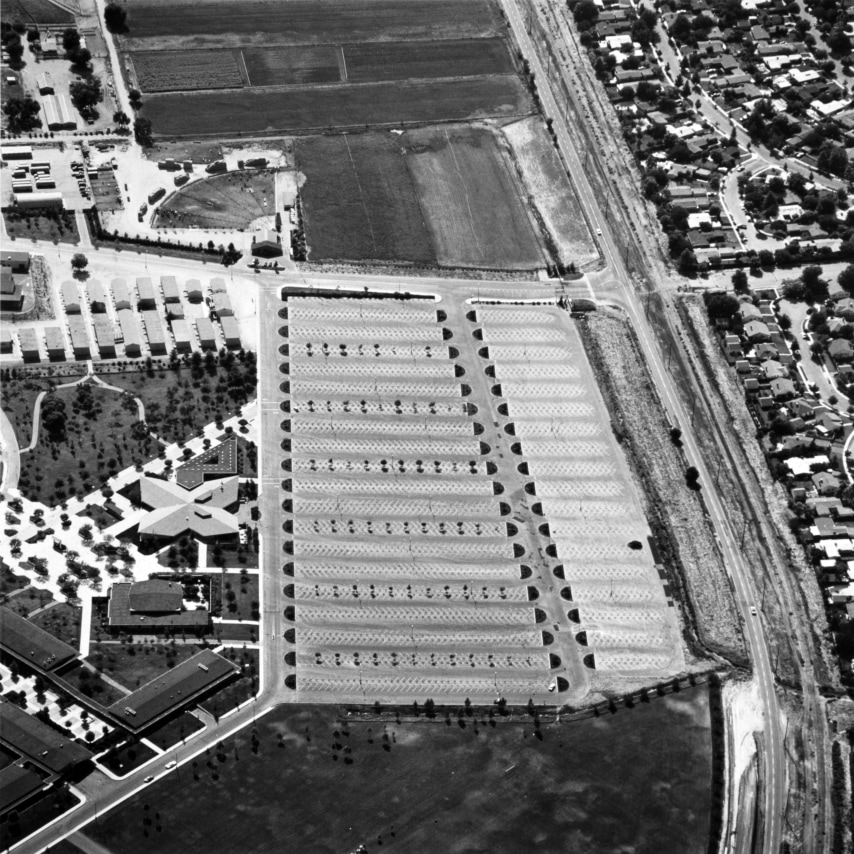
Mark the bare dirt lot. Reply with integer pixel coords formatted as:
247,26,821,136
84,691,713,854
406,125,544,269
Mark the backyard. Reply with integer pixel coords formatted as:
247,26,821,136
85,687,713,854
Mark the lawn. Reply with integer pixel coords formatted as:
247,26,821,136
211,572,259,621
2,209,80,244
298,133,435,264
0,374,51,447
16,381,159,507
242,46,341,87
215,623,257,643
501,117,598,269
406,125,545,269
198,647,258,717
131,49,245,92
87,687,713,854
95,355,257,445
119,0,503,47
344,38,513,83
29,602,81,646
86,642,201,692
146,711,206,750
140,76,531,136
0,560,30,596
154,170,275,230
100,740,158,777
4,587,54,618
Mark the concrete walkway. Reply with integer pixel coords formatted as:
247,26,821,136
0,406,21,492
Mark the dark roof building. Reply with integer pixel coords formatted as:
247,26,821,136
0,700,92,776
128,579,183,612
0,606,79,672
1,270,23,312
0,250,30,272
0,764,46,815
107,649,239,732
108,581,209,630
176,436,238,490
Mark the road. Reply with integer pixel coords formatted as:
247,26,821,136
500,0,790,852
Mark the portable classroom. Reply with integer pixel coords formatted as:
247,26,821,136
117,309,141,357
61,280,81,314
111,278,131,310
43,326,66,361
195,317,216,350
219,315,241,349
18,327,39,361
136,277,156,309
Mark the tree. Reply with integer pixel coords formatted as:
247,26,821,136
678,248,698,275
71,253,88,272
69,77,103,113
3,97,42,132
113,109,130,127
69,47,92,69
62,27,81,54
802,265,829,302
732,268,749,294
704,292,739,322
4,34,24,64
134,117,153,147
104,2,129,33
838,264,854,294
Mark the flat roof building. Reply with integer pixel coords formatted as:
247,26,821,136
42,94,77,130
160,275,180,303
111,278,131,310
36,71,54,94
209,277,227,294
67,315,90,360
0,605,78,672
186,279,203,302
15,191,62,209
61,280,80,314
0,250,30,272
136,277,156,309
220,314,241,349
171,318,192,352
1,271,23,312
18,327,39,361
211,292,233,317
142,310,166,354
0,764,45,816
166,301,184,319
87,280,106,313
117,309,141,357
106,649,238,733
1,145,32,161
44,325,66,361
195,317,216,350
0,328,12,353
93,316,115,358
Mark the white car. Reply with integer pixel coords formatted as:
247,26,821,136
165,760,177,769
749,605,757,616
595,228,602,236
143,776,154,783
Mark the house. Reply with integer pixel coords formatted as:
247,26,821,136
770,377,796,400
744,319,771,342
813,471,841,495
761,359,787,380
754,342,779,361
739,302,762,321
828,338,854,364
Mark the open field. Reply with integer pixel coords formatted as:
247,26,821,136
119,0,504,48
242,45,341,87
502,117,599,269
297,134,434,264
130,49,246,92
0,0,74,25
154,170,275,230
2,209,80,244
140,76,531,136
297,125,544,268
85,691,712,854
407,125,543,269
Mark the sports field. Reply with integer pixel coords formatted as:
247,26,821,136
84,690,713,854
153,170,275,229
297,125,544,269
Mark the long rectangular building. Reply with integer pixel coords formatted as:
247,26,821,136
93,316,115,358
42,94,77,130
136,277,156,309
195,317,216,350
171,318,192,352
111,278,131,310
160,275,180,303
17,327,39,362
61,280,80,314
141,310,166,354
117,309,141,357
44,325,66,361
219,314,241,349
107,649,238,732
67,315,90,360
0,605,78,672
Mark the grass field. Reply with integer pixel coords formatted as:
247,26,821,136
3,587,53,617
86,689,712,854
120,0,503,47
212,572,259,621
154,170,274,229
146,711,205,750
502,117,598,269
407,125,543,269
86,642,201,692
345,38,513,83
141,76,531,136
29,602,80,646
298,134,434,264
131,49,246,92
2,210,80,244
242,46,341,87
0,0,74,25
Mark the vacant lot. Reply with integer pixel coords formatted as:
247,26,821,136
131,49,246,92
298,134,434,264
141,76,530,136
407,125,544,269
345,38,512,83
86,690,712,854
242,46,341,86
119,0,503,47
154,170,275,229
502,117,598,269
0,0,74,25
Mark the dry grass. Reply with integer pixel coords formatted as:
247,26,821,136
131,49,245,92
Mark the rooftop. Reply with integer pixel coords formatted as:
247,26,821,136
0,606,79,672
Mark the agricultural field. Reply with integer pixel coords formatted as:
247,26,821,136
278,297,684,705
114,0,529,135
297,134,435,264
154,170,275,230
139,77,530,137
406,125,544,269
502,117,599,269
130,49,246,92
84,690,713,854
297,125,545,269
0,0,74,25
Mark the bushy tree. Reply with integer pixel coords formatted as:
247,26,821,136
838,264,854,294
71,253,88,271
3,97,42,131
69,77,103,112
133,117,153,147
104,2,128,33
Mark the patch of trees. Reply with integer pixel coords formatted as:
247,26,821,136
69,77,103,118
781,265,830,303
104,2,128,33
133,117,153,147
41,393,68,442
1,24,25,65
2,96,42,132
